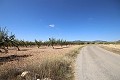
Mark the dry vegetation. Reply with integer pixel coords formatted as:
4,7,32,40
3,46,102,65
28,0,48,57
100,44,120,54
0,45,83,80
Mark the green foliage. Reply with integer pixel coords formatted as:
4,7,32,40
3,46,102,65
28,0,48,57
49,38,56,49
0,27,84,52
0,27,21,52
35,39,43,48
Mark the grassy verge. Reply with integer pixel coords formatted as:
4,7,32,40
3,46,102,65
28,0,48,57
27,45,84,80
100,45,120,55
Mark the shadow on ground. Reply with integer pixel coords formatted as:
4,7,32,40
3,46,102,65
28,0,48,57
54,47,63,49
0,54,32,65
19,49,31,51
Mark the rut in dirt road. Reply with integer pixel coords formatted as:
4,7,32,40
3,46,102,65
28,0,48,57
75,46,120,80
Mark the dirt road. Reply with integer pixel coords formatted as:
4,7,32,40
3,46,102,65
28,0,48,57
75,45,120,80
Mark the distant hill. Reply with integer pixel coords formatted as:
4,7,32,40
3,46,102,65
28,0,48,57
117,40,120,42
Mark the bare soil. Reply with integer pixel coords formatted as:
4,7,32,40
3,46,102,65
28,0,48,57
0,45,80,79
100,44,120,54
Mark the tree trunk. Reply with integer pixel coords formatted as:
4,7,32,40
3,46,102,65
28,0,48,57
38,46,39,48
16,46,20,51
52,45,54,49
7,46,8,49
61,44,62,47
11,41,20,51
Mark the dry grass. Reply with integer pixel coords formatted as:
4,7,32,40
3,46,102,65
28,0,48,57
0,45,83,80
100,44,120,54
101,44,120,49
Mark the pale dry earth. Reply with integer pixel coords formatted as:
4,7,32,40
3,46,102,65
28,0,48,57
99,44,120,54
0,45,80,77
75,45,120,80
100,44,120,49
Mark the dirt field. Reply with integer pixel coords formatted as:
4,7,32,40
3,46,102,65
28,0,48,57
0,45,81,80
100,44,120,54
101,44,120,49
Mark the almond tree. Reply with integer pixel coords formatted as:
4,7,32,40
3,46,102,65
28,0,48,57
57,39,62,47
21,40,28,47
0,27,9,53
0,27,20,53
35,39,43,48
49,38,56,49
9,37,20,51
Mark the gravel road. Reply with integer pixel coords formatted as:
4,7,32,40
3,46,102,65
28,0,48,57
75,45,120,80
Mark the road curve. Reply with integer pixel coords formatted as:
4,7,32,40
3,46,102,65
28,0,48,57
75,45,120,80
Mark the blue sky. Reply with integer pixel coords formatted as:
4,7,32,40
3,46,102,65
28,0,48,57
0,0,120,41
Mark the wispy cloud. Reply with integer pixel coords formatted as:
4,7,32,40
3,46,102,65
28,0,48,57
49,24,55,28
